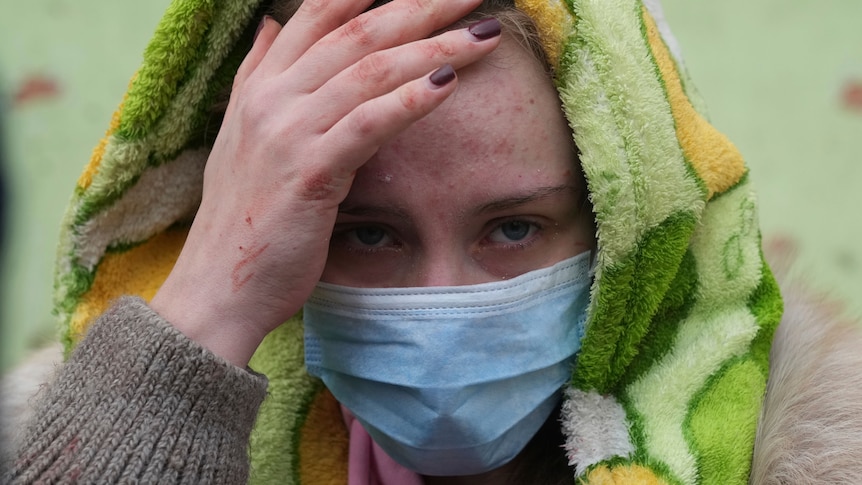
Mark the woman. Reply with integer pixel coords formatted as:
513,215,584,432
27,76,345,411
7,0,858,483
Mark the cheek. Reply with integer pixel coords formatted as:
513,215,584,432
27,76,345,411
320,247,409,287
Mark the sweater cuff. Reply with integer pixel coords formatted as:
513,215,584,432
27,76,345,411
9,296,268,483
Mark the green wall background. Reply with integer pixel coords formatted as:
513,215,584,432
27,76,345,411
1,1,860,371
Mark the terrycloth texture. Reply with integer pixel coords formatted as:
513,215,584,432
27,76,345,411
5,297,268,483
51,0,782,483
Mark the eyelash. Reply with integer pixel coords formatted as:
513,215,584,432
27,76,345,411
334,218,545,255
335,225,401,255
483,218,544,250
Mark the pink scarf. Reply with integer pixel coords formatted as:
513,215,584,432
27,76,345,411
342,406,424,485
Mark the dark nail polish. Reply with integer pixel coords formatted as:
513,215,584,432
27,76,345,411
468,17,502,41
254,16,268,42
429,64,456,88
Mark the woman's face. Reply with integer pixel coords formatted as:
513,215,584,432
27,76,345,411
322,37,594,288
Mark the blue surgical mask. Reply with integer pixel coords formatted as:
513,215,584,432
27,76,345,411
303,252,592,476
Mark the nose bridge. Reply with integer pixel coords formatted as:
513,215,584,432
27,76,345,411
413,244,478,288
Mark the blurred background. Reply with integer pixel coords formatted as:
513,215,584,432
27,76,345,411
0,0,860,372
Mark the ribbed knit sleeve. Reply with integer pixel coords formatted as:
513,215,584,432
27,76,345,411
5,297,269,484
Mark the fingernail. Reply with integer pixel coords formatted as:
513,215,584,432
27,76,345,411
429,64,456,88
468,17,502,41
254,16,269,42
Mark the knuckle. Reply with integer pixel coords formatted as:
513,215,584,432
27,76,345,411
298,0,326,17
406,0,432,14
349,107,378,137
399,86,421,112
354,52,392,84
232,68,264,99
341,16,375,47
408,0,442,22
233,87,278,129
421,39,456,61
236,87,265,115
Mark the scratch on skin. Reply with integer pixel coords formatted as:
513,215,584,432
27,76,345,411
303,171,335,200
232,243,270,292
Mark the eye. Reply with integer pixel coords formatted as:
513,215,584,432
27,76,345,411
351,226,389,247
487,220,539,244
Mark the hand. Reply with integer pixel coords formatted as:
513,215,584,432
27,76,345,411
150,0,502,367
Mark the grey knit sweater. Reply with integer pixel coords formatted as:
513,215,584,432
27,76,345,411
4,297,268,484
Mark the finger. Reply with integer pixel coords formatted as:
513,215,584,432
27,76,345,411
311,22,501,130
234,16,283,86
317,65,459,177
257,0,373,75
283,0,482,92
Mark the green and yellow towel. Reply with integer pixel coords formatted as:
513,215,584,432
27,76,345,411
53,0,783,483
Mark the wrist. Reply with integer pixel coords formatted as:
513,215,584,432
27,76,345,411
150,279,266,368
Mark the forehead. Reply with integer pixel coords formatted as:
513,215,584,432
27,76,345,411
347,38,576,206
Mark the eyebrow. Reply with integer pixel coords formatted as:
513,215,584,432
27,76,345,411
476,185,579,214
337,184,579,219
337,203,411,219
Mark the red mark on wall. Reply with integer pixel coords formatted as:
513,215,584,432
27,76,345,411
232,243,270,291
841,78,862,112
13,74,61,107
